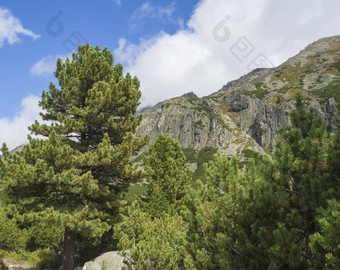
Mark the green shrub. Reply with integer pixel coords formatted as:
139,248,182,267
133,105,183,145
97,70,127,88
312,78,340,103
196,147,218,165
0,208,26,251
243,88,269,100
123,184,148,203
242,149,259,159
132,152,146,163
26,220,64,251
193,147,218,181
186,97,199,104
33,249,60,270
330,60,340,71
243,82,269,100
182,148,196,163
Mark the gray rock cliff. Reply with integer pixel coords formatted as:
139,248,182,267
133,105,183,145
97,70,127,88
137,35,340,154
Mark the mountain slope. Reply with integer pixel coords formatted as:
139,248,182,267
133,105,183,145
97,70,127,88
137,35,340,158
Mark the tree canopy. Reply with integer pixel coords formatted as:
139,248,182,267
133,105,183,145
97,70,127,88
0,44,148,270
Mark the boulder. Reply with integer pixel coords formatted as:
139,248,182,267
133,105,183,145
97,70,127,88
82,251,130,270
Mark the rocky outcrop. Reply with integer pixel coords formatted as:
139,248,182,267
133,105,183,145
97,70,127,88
136,97,235,150
138,35,340,153
82,251,130,270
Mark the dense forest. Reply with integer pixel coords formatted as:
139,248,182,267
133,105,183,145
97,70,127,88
0,45,339,270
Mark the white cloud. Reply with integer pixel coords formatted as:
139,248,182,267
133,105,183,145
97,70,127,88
132,2,176,20
0,7,40,48
129,2,177,33
30,53,71,76
114,0,340,107
0,96,41,151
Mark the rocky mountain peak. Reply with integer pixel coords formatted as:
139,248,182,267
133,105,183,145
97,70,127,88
137,35,339,161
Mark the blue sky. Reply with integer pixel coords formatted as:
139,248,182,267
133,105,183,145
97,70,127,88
0,0,340,149
0,0,198,117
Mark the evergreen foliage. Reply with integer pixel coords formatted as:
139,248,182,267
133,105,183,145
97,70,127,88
0,208,25,251
0,44,147,270
1,52,339,269
117,203,191,269
116,94,340,269
142,133,192,216
116,134,192,268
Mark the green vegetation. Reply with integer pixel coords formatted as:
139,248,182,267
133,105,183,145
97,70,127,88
116,134,193,268
123,184,148,203
0,208,25,251
132,152,146,163
116,94,340,269
182,148,196,162
194,102,214,114
276,95,282,104
194,119,204,128
194,102,230,130
0,44,148,270
243,82,270,100
183,147,219,182
218,102,230,114
242,148,259,159
192,147,218,181
141,133,192,217
205,95,219,102
316,75,324,84
1,43,340,270
277,86,290,93
330,60,340,71
312,78,340,103
186,97,199,104
0,259,7,270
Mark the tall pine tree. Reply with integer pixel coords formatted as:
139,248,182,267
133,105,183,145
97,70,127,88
142,133,192,216
116,133,192,268
0,44,147,270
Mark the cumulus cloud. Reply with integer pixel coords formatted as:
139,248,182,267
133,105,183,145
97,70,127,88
30,53,71,76
0,7,40,48
0,96,41,151
114,0,340,107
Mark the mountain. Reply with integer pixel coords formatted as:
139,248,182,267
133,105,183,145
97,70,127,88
4,36,340,178
137,35,340,163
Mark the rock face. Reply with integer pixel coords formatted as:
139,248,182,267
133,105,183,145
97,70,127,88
136,97,235,150
82,251,129,270
137,35,340,153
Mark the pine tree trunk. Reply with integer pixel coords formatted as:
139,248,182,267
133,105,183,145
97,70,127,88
61,228,75,270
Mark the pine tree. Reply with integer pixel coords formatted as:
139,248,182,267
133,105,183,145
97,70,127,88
0,44,147,270
116,133,192,268
310,199,340,269
116,202,191,269
271,93,337,268
184,152,249,269
142,133,192,216
310,103,340,269
183,93,338,269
